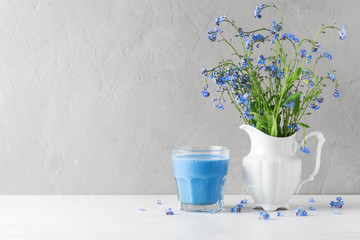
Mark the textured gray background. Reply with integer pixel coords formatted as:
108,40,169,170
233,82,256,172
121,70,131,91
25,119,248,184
0,0,358,194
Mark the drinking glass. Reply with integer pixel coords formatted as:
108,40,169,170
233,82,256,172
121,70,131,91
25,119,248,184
172,146,230,212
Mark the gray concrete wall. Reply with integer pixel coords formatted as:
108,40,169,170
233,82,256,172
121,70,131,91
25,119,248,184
0,0,358,194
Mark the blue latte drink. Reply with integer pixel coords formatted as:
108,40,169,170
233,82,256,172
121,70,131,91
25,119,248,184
172,151,229,208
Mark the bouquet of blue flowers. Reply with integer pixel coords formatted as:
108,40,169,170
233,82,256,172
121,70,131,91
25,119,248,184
201,3,346,139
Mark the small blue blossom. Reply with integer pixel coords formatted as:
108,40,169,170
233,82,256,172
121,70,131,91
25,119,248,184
309,103,320,110
245,39,253,51
302,69,312,80
157,200,162,205
201,88,210,97
309,81,315,87
165,208,174,215
306,54,312,63
338,25,347,40
300,49,307,58
253,34,265,42
277,211,283,217
315,97,324,104
218,104,225,111
282,33,300,43
254,4,264,19
330,196,344,208
300,146,310,154
201,67,208,76
258,55,266,65
328,72,335,81
287,123,300,131
207,28,221,42
311,43,321,53
243,109,254,119
215,15,227,26
285,99,295,109
240,199,248,204
269,21,282,44
323,52,332,60
295,207,308,216
231,204,243,213
259,211,270,220
309,206,316,211
209,209,216,214
309,198,315,203
333,88,340,98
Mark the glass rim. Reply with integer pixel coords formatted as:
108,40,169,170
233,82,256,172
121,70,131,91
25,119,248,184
171,145,230,152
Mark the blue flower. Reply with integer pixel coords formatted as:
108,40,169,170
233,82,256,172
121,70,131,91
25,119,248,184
295,207,308,216
240,199,248,204
311,43,321,53
269,21,282,44
207,28,221,42
309,81,315,87
231,204,243,213
215,15,227,26
315,97,324,104
277,211,283,217
287,123,300,131
254,4,264,19
258,55,266,65
333,88,340,98
259,211,270,220
302,69,312,79
309,198,315,203
209,209,216,214
271,21,282,32
309,103,320,110
219,104,225,111
328,72,335,81
330,196,344,208
244,109,254,119
282,33,300,43
252,34,265,42
285,99,295,109
165,208,174,215
338,25,347,40
300,49,307,58
300,146,310,154
309,206,316,211
245,39,253,51
323,52,332,60
157,199,162,204
201,67,208,76
306,54,312,63
201,88,210,97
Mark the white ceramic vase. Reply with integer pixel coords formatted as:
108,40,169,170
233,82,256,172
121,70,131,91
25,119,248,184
240,124,326,211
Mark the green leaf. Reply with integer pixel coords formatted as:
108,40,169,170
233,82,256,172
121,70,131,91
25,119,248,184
270,115,278,136
285,67,302,86
299,123,310,128
265,111,277,137
305,89,322,101
294,94,301,115
267,95,279,105
253,112,267,125
283,92,302,104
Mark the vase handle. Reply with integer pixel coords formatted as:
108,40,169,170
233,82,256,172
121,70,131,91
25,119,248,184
295,132,326,194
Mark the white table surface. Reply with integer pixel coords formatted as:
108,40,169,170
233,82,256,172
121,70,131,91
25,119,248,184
0,195,358,240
